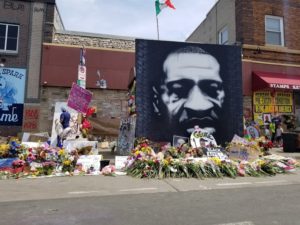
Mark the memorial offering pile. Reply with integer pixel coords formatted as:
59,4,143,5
125,135,299,179
0,137,106,180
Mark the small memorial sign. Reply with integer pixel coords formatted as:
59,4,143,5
67,83,92,114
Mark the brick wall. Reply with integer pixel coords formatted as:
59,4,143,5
53,31,135,51
38,31,134,137
39,87,128,134
0,0,31,67
236,0,300,64
43,3,56,43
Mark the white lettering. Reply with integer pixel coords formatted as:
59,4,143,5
0,107,18,122
1,68,24,79
11,107,18,122
269,83,290,89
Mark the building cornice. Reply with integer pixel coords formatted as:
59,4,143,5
43,43,135,53
243,44,300,55
242,59,300,68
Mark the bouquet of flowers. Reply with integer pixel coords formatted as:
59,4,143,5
39,161,56,175
80,107,96,138
125,137,300,179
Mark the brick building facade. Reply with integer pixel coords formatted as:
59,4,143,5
0,0,135,139
0,0,63,136
187,0,300,131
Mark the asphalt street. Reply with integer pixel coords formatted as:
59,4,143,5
1,170,300,225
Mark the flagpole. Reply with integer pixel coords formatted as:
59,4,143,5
156,15,160,40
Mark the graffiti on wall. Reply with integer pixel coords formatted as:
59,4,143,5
3,0,25,11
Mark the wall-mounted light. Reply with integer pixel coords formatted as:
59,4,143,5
0,58,6,67
96,69,107,89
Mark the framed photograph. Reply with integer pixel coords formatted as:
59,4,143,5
263,113,271,125
173,135,189,147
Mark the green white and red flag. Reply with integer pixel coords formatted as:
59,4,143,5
155,0,176,16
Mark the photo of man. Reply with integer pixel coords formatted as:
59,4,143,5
135,39,243,145
153,46,225,137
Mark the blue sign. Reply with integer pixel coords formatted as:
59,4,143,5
0,68,26,126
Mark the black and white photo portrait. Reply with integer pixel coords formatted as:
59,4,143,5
135,39,243,145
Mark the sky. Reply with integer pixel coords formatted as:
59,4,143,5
55,0,217,42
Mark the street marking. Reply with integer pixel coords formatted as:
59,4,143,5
198,184,212,190
216,221,255,225
254,180,287,184
68,191,105,195
119,187,158,192
216,182,251,186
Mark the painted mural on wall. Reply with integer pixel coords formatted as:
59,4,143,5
0,68,26,126
135,39,243,145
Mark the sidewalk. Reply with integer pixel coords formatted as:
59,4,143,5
98,147,117,165
270,147,300,160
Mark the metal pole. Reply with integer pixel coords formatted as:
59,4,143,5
156,15,160,40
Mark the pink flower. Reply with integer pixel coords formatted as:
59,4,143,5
102,165,116,175
238,168,245,176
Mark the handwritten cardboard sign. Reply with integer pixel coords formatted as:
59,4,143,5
76,155,102,172
115,156,128,170
22,106,40,132
227,143,260,162
67,83,92,113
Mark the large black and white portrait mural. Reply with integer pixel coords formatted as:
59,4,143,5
135,39,243,145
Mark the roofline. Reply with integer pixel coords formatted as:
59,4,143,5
43,43,135,53
55,30,136,41
186,0,219,41
22,0,56,4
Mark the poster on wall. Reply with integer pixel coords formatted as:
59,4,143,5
253,91,293,114
135,39,243,145
50,102,81,146
0,68,26,126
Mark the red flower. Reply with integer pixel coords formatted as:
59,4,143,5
140,143,148,148
86,107,96,117
82,118,91,130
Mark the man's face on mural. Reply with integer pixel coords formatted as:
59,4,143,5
158,52,225,136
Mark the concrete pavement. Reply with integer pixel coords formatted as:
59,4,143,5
0,168,300,203
270,147,300,159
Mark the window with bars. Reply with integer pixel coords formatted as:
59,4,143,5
0,23,19,53
265,15,284,46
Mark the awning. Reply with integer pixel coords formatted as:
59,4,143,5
252,71,300,91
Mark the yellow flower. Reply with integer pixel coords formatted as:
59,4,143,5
134,150,141,156
257,159,265,166
58,149,65,156
0,144,10,152
163,159,169,166
211,157,222,166
63,160,71,166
